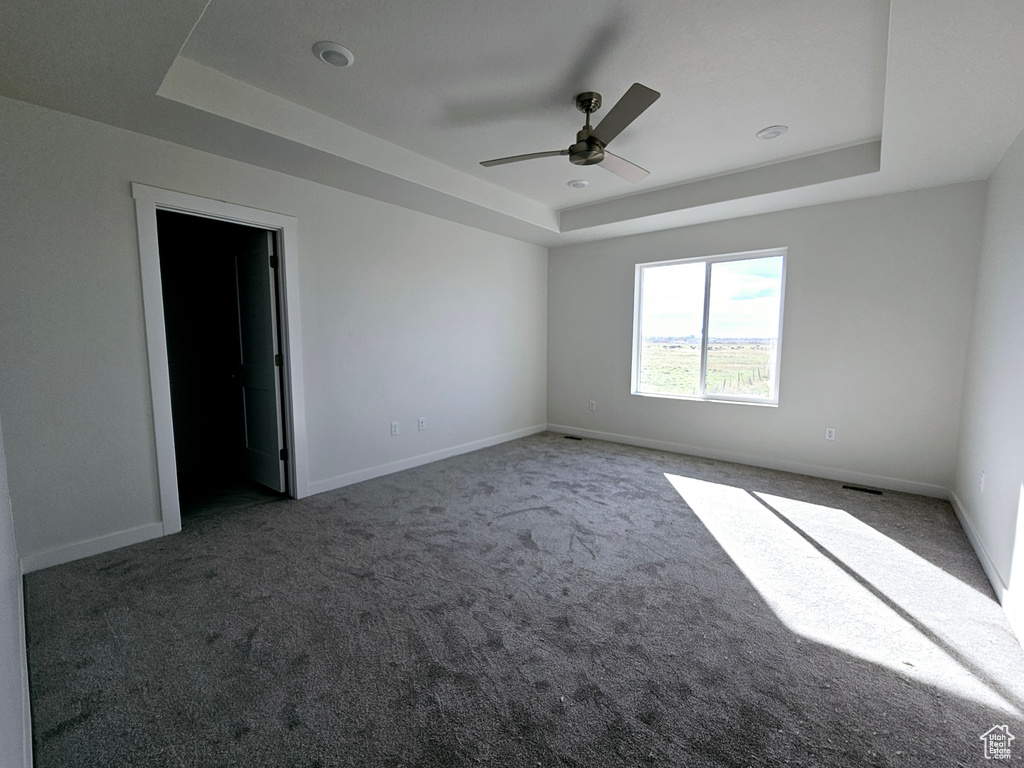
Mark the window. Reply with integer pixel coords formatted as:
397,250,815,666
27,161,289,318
632,248,786,404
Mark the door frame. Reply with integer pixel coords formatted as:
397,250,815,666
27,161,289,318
132,183,309,535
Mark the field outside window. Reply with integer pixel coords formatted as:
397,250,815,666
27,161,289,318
633,249,786,404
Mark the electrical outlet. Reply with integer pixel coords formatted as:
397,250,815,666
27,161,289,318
589,400,596,412
980,471,986,494
418,417,426,431
825,427,836,441
391,421,400,436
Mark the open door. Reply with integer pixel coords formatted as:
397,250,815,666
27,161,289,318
235,230,287,492
137,184,308,534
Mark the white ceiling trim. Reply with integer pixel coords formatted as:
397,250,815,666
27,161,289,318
561,141,882,232
158,58,558,233
157,58,886,246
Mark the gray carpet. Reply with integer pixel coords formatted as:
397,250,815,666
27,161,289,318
24,433,1024,766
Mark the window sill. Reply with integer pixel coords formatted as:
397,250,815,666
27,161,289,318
631,390,779,407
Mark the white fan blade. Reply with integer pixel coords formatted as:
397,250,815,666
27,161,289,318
599,151,650,183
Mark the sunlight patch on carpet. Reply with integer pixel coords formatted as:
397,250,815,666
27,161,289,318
665,473,1024,715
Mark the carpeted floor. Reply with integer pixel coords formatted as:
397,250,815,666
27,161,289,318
23,433,1024,766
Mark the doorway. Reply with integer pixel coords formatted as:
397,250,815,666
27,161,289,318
133,184,309,536
157,211,287,516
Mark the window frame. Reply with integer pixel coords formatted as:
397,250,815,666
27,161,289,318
631,247,787,406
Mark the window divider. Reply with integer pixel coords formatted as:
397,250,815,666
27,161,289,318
698,260,712,397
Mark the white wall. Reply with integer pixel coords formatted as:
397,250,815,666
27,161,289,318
953,126,1024,632
0,411,31,767
0,95,547,564
549,183,984,495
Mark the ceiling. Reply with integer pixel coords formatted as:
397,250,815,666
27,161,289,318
4,0,1024,246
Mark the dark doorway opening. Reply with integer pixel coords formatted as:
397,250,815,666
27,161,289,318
156,210,287,519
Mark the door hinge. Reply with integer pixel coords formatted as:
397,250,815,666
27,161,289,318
280,447,289,461
269,253,278,269
274,353,282,366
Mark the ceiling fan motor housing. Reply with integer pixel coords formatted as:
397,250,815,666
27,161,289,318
570,127,605,166
570,143,605,166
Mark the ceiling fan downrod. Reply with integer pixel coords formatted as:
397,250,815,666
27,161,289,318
571,92,606,166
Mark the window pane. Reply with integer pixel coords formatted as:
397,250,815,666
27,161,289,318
705,256,783,399
638,262,705,396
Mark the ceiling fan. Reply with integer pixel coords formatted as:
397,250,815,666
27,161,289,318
480,83,660,183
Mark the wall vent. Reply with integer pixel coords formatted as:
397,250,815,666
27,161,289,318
842,484,883,495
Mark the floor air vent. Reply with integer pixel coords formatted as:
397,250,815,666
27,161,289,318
842,484,883,495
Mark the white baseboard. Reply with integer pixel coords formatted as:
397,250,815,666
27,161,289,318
18,426,549,571
17,565,32,768
948,490,1024,646
19,522,164,574
307,424,548,496
546,424,950,498
948,489,1008,601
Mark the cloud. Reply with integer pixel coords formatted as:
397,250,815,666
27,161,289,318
640,255,783,339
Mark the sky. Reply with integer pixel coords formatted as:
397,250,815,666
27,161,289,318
640,255,783,339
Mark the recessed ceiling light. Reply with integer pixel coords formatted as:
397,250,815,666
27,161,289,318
313,41,354,68
567,179,588,189
756,125,788,140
